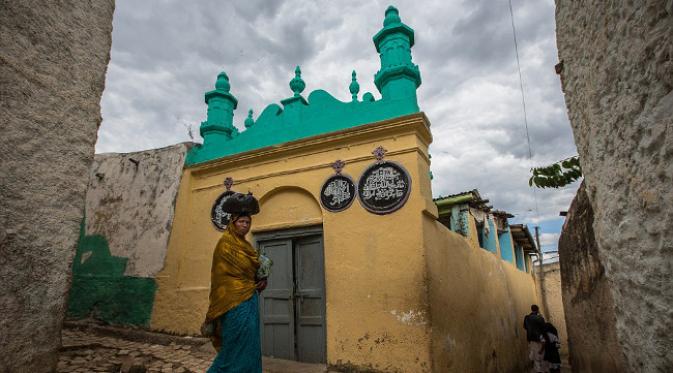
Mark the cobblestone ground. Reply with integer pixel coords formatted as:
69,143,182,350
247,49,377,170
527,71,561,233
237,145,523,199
58,328,213,372
58,327,329,373
59,326,568,372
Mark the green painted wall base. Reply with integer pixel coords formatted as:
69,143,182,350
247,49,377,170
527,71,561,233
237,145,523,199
67,221,157,326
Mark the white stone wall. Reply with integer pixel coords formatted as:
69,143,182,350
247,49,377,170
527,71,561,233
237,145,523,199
85,143,192,277
0,1,114,371
556,1,673,371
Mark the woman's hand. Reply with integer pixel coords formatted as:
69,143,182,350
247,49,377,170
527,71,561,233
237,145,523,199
256,279,268,292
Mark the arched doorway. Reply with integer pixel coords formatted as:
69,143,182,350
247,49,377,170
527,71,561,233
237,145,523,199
253,187,326,364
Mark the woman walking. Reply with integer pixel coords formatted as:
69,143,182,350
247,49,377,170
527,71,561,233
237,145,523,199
204,192,269,373
540,322,562,373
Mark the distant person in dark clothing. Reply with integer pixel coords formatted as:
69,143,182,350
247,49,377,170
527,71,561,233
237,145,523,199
524,304,546,373
540,322,562,373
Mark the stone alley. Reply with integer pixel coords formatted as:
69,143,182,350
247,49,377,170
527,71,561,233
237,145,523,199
57,324,331,373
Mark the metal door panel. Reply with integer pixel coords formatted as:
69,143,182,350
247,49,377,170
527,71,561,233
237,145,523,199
258,239,294,360
294,235,326,363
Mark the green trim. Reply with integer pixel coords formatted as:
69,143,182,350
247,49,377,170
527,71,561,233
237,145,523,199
67,221,157,326
435,193,475,215
186,88,420,165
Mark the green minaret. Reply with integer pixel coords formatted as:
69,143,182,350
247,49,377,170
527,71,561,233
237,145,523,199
200,72,238,146
372,6,421,103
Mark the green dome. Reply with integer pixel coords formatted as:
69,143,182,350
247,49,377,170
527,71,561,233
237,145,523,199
215,72,230,92
383,6,401,26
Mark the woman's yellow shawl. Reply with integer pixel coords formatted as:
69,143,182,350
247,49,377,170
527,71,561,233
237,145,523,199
206,224,260,322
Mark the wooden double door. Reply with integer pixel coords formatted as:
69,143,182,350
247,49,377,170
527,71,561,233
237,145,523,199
255,227,326,363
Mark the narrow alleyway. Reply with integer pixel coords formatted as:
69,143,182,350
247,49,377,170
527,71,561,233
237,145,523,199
58,324,331,373
58,323,571,372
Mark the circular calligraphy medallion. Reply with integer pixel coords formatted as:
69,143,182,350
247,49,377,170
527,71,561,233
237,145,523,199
357,161,411,215
320,174,356,212
211,190,234,230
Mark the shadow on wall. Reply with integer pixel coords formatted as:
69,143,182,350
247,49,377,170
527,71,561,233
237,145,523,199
67,221,157,326
558,183,628,372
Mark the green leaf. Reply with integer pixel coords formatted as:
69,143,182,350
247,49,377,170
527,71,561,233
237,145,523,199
529,156,583,189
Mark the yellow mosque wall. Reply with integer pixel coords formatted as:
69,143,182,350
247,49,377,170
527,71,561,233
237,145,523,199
424,219,539,372
150,112,540,372
152,113,435,372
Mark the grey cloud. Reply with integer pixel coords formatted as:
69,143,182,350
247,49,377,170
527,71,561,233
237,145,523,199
232,0,284,22
97,0,578,250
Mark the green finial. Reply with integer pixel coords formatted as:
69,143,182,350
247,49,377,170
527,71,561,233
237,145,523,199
289,65,306,97
215,72,231,92
383,5,401,26
244,109,255,128
349,70,360,102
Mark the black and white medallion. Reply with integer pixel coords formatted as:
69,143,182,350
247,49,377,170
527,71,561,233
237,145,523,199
320,160,356,212
357,147,411,215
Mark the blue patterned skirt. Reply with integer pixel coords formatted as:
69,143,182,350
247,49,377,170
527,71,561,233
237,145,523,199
207,293,262,373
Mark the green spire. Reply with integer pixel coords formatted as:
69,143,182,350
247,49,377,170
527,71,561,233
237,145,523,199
289,66,306,97
244,109,255,128
200,72,238,146
280,65,308,108
349,70,360,102
372,5,421,104
214,71,231,91
383,5,402,26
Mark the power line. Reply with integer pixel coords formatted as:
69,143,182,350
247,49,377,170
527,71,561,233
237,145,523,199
507,0,541,224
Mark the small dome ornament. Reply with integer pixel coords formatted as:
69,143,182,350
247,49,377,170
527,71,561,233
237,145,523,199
349,70,360,102
244,109,255,128
224,177,234,191
289,65,306,97
383,5,401,27
215,72,231,92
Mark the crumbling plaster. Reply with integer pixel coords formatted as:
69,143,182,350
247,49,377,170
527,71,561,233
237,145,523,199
85,143,193,277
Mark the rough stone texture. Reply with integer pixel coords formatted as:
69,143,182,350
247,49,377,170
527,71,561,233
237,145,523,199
58,326,333,373
535,261,569,359
85,143,193,277
0,1,114,372
558,183,627,372
556,1,673,371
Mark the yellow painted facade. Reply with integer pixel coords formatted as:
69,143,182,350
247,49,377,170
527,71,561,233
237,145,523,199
424,219,539,372
151,113,540,372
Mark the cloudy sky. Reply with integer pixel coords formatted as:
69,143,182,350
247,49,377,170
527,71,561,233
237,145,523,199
96,0,580,252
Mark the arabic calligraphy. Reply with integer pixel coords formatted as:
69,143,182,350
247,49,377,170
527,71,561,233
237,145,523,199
320,175,356,212
211,191,234,230
361,167,406,201
357,161,411,214
324,179,352,206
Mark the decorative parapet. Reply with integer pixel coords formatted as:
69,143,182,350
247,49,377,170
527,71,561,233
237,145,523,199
186,5,422,166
